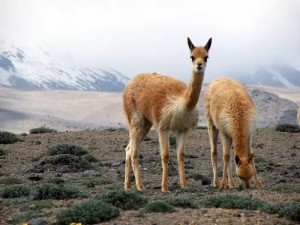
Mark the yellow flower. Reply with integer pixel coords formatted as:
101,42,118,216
70,223,82,225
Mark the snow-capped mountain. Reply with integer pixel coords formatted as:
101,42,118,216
230,65,300,89
0,41,129,91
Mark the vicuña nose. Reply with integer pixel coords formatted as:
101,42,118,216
197,63,202,69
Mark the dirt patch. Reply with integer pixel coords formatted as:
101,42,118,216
0,128,299,224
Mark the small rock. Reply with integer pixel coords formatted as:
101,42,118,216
144,136,151,141
82,170,101,177
291,152,297,157
27,174,43,181
28,218,47,225
201,176,211,185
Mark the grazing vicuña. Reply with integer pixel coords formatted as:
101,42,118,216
204,78,262,189
123,37,212,192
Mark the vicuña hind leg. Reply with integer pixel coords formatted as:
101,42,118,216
221,133,235,189
176,131,189,189
159,130,170,192
208,120,219,188
125,119,151,191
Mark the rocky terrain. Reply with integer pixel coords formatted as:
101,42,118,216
0,127,299,224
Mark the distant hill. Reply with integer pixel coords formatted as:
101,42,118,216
230,65,300,89
0,41,129,91
1,85,299,133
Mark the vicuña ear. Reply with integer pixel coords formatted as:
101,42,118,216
235,155,241,166
187,37,195,52
248,153,254,163
205,38,212,52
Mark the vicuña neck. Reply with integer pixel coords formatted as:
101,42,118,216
184,71,204,110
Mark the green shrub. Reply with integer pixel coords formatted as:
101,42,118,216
48,177,65,185
189,173,204,181
48,144,88,156
29,154,93,173
0,131,18,144
169,135,176,148
56,200,120,225
275,124,300,133
0,177,23,185
33,183,88,200
144,200,175,213
1,185,31,198
100,190,148,210
0,148,5,156
277,201,300,221
82,154,98,162
167,197,198,209
29,126,57,134
201,194,270,210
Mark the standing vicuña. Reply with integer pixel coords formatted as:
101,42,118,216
123,37,212,192
204,78,262,189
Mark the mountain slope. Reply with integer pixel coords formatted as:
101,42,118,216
230,65,300,89
0,41,129,91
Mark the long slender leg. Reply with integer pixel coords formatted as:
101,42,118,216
220,132,233,190
124,143,132,191
176,131,189,189
225,137,235,189
207,119,219,188
159,129,170,192
125,119,152,192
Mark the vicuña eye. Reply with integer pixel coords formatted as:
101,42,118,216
190,56,195,61
204,56,209,62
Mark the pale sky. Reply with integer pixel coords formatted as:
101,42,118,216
1,0,300,83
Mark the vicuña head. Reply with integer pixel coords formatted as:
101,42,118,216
235,154,255,188
123,37,212,192
204,77,262,190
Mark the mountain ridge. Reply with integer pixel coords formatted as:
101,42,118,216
0,41,129,91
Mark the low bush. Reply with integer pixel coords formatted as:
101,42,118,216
167,197,198,209
56,200,120,225
1,185,31,198
144,200,175,213
201,194,270,210
0,131,18,144
33,183,88,200
29,126,57,134
100,189,148,210
275,124,300,133
277,201,300,221
48,144,88,156
0,148,5,156
29,154,93,173
82,154,98,162
169,135,176,148
0,177,23,185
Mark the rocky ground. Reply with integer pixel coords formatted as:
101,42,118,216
0,128,300,224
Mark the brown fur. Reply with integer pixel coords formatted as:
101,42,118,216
123,37,212,192
204,78,262,189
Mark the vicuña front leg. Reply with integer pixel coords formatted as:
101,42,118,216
176,132,188,189
159,130,170,192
